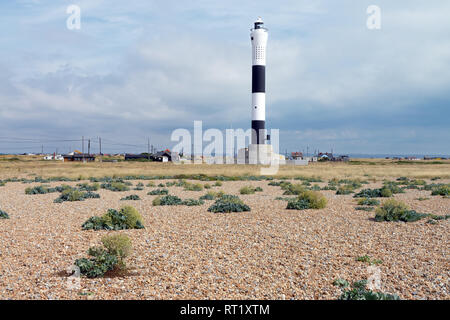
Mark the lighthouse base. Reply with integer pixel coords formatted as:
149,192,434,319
237,144,286,165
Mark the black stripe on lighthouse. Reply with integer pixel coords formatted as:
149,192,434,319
252,65,265,93
252,120,265,144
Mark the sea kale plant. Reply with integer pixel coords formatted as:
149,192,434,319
82,206,144,230
208,195,251,213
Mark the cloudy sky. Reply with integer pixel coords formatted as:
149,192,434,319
0,0,449,155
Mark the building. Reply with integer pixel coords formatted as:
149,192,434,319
63,154,96,162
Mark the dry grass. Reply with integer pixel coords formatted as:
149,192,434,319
0,155,449,179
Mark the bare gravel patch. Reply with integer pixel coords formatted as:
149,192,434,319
0,179,448,300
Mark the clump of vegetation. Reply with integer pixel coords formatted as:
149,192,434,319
416,197,430,201
54,189,100,203
182,198,205,206
239,186,263,195
275,196,297,201
146,181,156,187
355,206,375,211
208,195,251,213
0,210,10,219
82,206,144,230
286,190,327,210
77,182,100,191
356,255,382,265
134,182,144,190
335,279,400,300
25,185,55,195
204,183,211,189
152,195,183,206
183,182,204,191
101,182,130,192
199,191,225,200
120,194,141,201
74,234,132,278
354,187,392,198
282,183,306,195
336,185,355,195
357,198,380,206
147,188,169,195
431,184,450,196
213,181,223,187
374,199,428,222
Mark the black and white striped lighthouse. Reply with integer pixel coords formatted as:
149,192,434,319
251,17,268,145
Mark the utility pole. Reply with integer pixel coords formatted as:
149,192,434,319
41,145,44,155
99,137,102,162
147,138,150,161
88,139,91,155
82,136,85,162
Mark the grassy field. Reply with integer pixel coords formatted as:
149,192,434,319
1,155,449,179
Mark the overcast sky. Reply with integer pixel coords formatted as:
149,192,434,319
0,0,449,155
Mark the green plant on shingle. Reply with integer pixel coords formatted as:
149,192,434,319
152,195,183,206
332,278,349,288
134,182,144,190
182,198,205,206
213,181,223,187
336,185,355,195
199,191,225,200
374,199,428,222
282,183,306,195
183,182,204,191
208,195,251,213
431,185,450,196
147,188,169,195
74,246,118,278
121,194,141,201
356,255,382,265
101,182,130,192
54,189,86,203
0,210,10,219
337,280,400,300
101,234,132,270
77,182,100,191
82,206,144,230
204,183,211,189
25,185,52,194
286,190,327,210
146,181,156,187
74,234,132,278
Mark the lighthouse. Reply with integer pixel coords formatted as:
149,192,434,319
237,18,285,166
251,17,268,145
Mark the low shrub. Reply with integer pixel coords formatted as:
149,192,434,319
74,234,132,278
375,199,428,222
208,195,250,213
121,194,141,201
286,190,327,210
101,234,132,269
431,185,450,196
184,183,204,191
134,182,144,190
146,182,156,187
354,188,390,198
153,195,183,206
182,198,205,206
0,210,9,219
54,189,87,203
25,185,53,194
239,186,263,195
147,188,169,195
337,280,400,300
77,182,100,192
282,183,306,195
357,198,380,206
101,182,130,192
82,206,144,230
336,185,355,195
204,183,211,189
199,191,224,200
213,181,223,187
